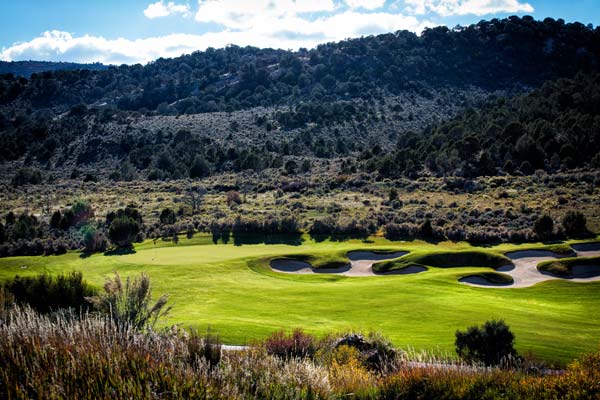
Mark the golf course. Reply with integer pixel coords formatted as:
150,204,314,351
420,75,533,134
1,234,599,364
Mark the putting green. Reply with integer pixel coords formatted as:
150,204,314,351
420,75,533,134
1,234,599,364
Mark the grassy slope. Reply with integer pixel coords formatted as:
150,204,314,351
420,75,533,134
0,234,599,364
372,250,512,272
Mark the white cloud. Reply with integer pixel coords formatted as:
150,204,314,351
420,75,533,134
195,0,337,29
345,0,387,10
144,1,191,19
1,10,433,65
404,0,533,16
1,1,439,65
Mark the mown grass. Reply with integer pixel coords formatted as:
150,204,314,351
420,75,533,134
0,235,599,364
538,256,600,276
373,250,512,273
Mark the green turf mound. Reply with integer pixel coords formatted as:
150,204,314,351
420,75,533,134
272,253,350,270
538,256,600,277
373,250,512,273
459,272,514,286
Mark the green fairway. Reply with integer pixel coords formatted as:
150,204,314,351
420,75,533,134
1,234,599,364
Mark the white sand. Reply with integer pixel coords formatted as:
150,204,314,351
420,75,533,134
270,251,419,276
462,245,600,288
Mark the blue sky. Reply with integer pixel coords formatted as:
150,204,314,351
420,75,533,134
1,0,598,65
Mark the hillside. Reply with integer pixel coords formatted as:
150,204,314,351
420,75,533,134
0,61,108,77
0,16,599,183
1,17,598,114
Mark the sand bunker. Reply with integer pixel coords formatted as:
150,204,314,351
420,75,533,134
504,250,572,260
270,251,418,276
462,243,600,289
540,265,600,280
270,259,314,274
347,251,408,261
572,242,600,256
459,275,512,287
270,243,600,285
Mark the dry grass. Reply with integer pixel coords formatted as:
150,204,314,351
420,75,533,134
2,303,600,399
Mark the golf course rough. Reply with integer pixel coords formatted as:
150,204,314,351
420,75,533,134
1,234,599,364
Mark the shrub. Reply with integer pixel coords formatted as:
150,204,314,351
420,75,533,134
533,214,554,240
12,167,43,187
159,208,177,225
264,329,316,359
562,211,588,237
50,210,62,229
86,272,170,331
383,222,418,240
284,159,297,174
455,320,520,367
71,199,94,226
419,218,434,238
328,346,375,395
187,328,222,369
2,272,96,313
106,204,143,226
108,215,140,248
189,155,210,178
333,332,399,372
226,191,242,207
12,213,38,240
81,225,107,254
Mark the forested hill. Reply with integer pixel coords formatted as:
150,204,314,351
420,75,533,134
0,61,108,77
365,72,600,178
1,16,599,115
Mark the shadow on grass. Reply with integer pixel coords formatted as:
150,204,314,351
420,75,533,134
381,235,446,245
309,233,372,243
210,233,304,246
103,247,136,256
232,234,304,246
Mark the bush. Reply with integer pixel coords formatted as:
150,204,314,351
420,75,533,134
108,215,140,248
71,199,94,227
187,328,222,369
81,225,107,254
333,332,399,372
189,155,210,178
264,329,316,359
455,320,520,367
562,211,588,237
2,272,96,313
12,213,38,240
86,272,170,331
533,214,554,240
12,167,43,187
50,210,62,229
383,222,418,240
159,208,177,225
226,191,242,207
